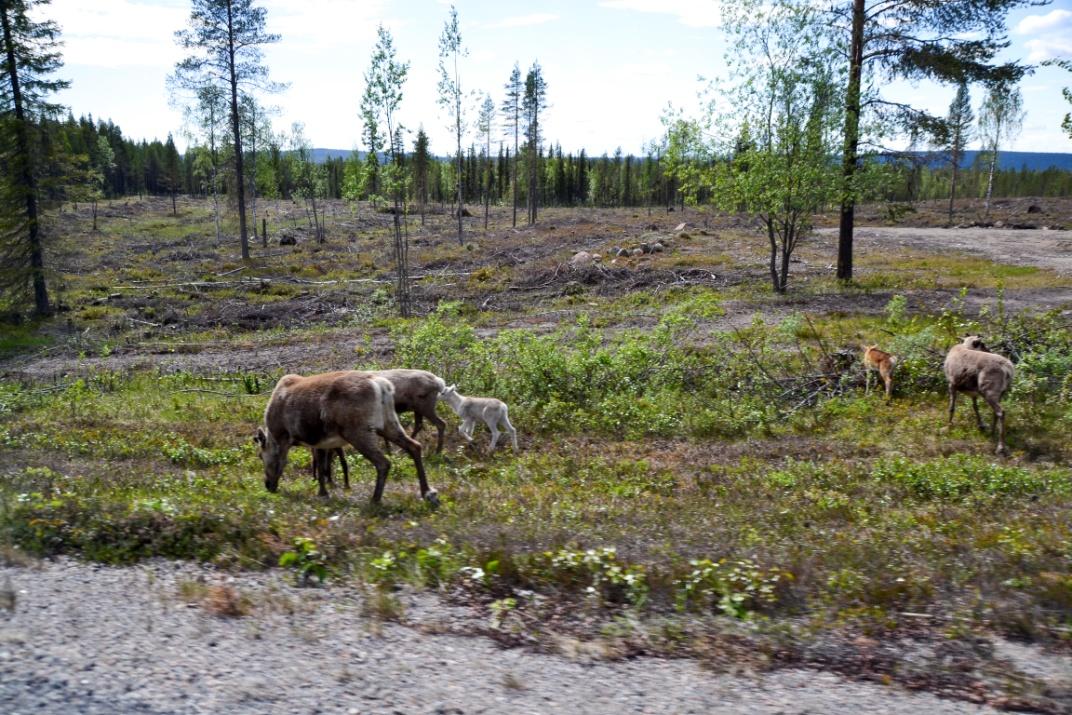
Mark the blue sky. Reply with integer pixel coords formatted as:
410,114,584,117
42,0,1072,156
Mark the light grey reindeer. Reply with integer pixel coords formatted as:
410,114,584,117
944,335,1015,456
438,384,518,451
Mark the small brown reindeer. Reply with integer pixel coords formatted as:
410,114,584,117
862,345,897,402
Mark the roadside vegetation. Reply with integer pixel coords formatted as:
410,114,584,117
2,197,1071,708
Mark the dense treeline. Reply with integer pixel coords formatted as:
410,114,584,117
26,112,1072,211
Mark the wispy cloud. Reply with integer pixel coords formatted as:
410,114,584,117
1024,36,1072,62
485,13,559,29
599,0,721,28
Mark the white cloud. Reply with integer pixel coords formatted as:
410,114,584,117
44,0,186,67
599,0,722,28
484,13,559,29
1024,36,1072,63
1015,9,1072,36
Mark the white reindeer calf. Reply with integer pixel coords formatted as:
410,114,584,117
438,384,518,451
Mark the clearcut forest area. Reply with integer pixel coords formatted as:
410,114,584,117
2,195,1072,713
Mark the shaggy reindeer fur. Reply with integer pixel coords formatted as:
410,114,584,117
363,369,448,453
255,371,437,504
944,336,1015,456
863,345,897,402
438,385,518,451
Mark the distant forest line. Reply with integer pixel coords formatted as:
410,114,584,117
41,114,1072,214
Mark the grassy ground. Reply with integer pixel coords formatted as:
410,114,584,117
2,196,1072,707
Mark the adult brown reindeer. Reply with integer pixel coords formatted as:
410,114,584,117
944,336,1014,456
255,371,438,505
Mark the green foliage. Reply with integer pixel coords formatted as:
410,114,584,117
676,558,783,619
279,537,328,586
871,455,1070,501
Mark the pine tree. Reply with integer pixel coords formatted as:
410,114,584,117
0,0,68,316
171,0,281,261
502,62,522,227
945,80,974,225
824,0,1034,280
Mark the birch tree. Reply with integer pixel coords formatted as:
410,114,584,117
978,82,1024,217
363,25,412,316
437,5,466,244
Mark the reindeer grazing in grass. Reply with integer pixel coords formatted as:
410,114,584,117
255,371,438,505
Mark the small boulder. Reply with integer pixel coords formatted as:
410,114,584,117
631,247,644,257
993,220,1005,228
1027,204,1043,214
639,243,653,254
569,251,595,269
650,242,665,253
616,247,631,257
279,233,297,246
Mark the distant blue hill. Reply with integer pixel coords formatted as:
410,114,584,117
904,150,1072,171
309,148,1072,171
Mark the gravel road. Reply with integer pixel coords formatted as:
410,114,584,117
815,226,1072,276
0,558,1010,715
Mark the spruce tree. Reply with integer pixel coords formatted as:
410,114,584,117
477,93,494,230
171,0,281,261
0,0,68,316
522,62,547,225
412,126,430,226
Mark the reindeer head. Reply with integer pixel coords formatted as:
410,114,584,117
962,335,990,352
254,427,286,493
438,384,457,400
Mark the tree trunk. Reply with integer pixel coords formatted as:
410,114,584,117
984,150,997,218
171,192,177,216
512,116,519,228
92,200,98,232
1,4,49,316
767,219,782,294
837,0,865,282
225,0,249,260
948,141,960,226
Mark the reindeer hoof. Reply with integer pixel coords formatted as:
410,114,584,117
423,490,440,508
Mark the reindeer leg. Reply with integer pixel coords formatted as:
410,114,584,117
336,448,350,490
971,395,985,431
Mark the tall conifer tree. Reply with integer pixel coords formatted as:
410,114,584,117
172,0,280,261
0,0,68,315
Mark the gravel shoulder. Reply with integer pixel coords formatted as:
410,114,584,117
0,558,1019,715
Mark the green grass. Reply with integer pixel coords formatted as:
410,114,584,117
0,200,1070,704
